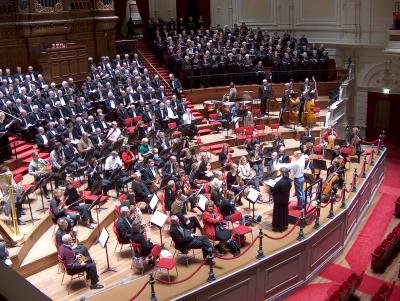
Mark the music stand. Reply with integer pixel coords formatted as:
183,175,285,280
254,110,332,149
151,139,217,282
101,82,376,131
83,147,95,164
88,196,102,236
20,189,39,224
196,194,209,212
149,194,159,213
150,210,168,247
34,177,48,212
99,227,117,274
313,159,327,171
246,187,260,220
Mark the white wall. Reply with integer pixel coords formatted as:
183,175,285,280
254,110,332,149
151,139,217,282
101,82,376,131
149,0,176,21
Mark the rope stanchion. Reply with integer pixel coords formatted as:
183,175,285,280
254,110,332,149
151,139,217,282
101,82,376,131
214,236,259,260
328,191,336,219
340,185,347,209
156,258,208,284
128,279,149,301
313,199,321,230
264,218,300,240
359,157,366,178
256,228,265,260
320,199,332,208
150,272,157,301
297,212,305,241
207,248,216,283
370,145,375,166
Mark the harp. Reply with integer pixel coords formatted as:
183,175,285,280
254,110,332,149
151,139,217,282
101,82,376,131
0,172,25,246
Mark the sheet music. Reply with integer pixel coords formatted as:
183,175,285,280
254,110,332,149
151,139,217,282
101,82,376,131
150,210,168,228
246,187,260,204
197,194,209,212
98,227,109,248
149,194,159,210
266,176,282,188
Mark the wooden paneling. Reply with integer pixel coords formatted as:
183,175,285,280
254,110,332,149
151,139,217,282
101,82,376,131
264,253,303,297
207,278,253,301
309,222,343,270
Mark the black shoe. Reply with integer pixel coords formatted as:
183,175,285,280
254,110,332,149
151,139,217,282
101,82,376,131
18,219,26,225
20,211,26,216
90,219,97,224
90,284,104,290
44,194,50,200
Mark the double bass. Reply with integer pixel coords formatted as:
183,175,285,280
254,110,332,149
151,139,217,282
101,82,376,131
301,76,317,126
282,91,299,125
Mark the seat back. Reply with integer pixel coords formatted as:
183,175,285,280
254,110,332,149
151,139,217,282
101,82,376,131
133,116,143,124
124,118,134,127
119,194,128,204
230,211,243,224
113,222,123,244
252,109,261,115
131,241,143,256
270,123,279,130
151,244,161,259
209,113,218,120
168,122,177,129
14,174,23,184
255,124,265,131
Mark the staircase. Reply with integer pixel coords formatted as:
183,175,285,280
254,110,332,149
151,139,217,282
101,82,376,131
135,43,213,136
7,136,49,176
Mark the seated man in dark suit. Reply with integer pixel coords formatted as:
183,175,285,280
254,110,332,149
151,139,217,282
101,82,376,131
35,126,50,150
115,206,132,244
169,215,221,259
49,189,78,227
131,172,152,205
58,234,103,289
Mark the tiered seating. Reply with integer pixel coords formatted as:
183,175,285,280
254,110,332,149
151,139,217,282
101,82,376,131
371,222,400,273
8,135,49,175
371,282,395,301
136,43,208,129
327,271,364,301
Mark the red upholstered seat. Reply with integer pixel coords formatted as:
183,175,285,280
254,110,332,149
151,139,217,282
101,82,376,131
209,113,222,128
152,244,177,280
255,124,268,139
230,211,253,241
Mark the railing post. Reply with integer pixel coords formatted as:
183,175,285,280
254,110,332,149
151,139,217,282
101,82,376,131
340,184,347,209
379,130,385,152
313,199,321,230
362,157,366,178
328,190,335,219
297,212,305,241
149,272,157,301
256,227,265,260
370,144,375,166
207,248,216,283
352,168,358,192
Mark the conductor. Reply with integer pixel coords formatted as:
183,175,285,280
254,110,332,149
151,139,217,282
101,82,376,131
270,167,292,232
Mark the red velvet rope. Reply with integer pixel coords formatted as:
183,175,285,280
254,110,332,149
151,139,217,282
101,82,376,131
128,281,149,301
304,207,317,225
214,235,259,260
321,199,333,208
263,218,301,240
362,139,379,145
156,257,207,284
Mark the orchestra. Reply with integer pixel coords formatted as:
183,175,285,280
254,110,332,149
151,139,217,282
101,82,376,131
0,48,376,298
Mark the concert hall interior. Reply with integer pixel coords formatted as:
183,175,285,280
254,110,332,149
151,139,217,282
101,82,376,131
0,1,400,301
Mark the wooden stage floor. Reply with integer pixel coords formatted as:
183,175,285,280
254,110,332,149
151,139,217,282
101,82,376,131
22,148,381,301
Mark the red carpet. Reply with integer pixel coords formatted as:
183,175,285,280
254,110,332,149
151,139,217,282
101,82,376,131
345,193,397,273
286,151,400,300
284,283,339,301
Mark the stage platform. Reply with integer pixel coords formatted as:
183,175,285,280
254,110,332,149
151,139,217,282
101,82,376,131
19,146,385,301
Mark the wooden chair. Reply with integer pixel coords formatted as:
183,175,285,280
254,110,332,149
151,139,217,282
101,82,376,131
230,211,253,241
152,244,177,281
58,256,88,294
112,221,132,253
